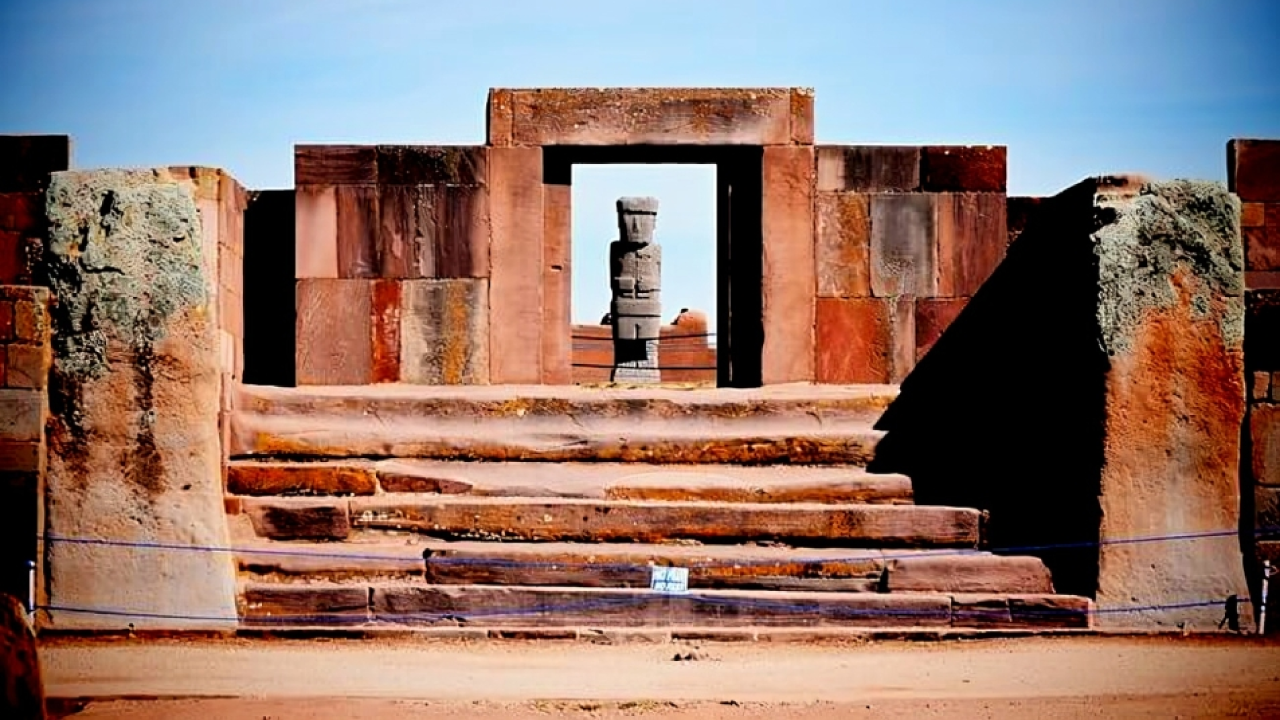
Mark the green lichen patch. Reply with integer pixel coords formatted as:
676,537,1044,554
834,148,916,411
1094,180,1244,356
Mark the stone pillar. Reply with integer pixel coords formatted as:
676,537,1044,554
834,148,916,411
610,197,661,384
1092,177,1251,628
41,169,237,630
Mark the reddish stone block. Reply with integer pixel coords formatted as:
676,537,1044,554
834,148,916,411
1254,371,1273,401
542,182,571,384
295,145,377,185
335,185,378,278
1245,204,1280,272
487,147,544,384
936,193,1008,297
870,194,936,297
815,191,871,297
815,298,912,384
6,344,50,389
915,298,968,362
0,193,40,233
0,230,24,284
295,185,338,279
0,301,11,341
1242,202,1266,228
376,146,487,186
921,146,1007,192
507,88,792,146
487,89,515,147
1229,139,1280,202
371,279,402,383
0,135,71,192
1253,403,1280,487
296,279,373,385
816,146,920,192
762,146,815,384
0,441,40,472
790,88,815,145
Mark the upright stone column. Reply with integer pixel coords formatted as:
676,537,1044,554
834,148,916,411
1093,178,1251,628
610,197,662,384
40,169,237,630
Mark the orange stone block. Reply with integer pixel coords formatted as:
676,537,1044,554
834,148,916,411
296,279,373,385
295,185,338,279
790,88,815,145
542,182,572,384
371,279,402,383
816,192,871,298
935,193,1008,297
486,89,515,147
761,146,815,384
487,147,544,384
915,298,968,362
815,298,913,384
227,462,377,496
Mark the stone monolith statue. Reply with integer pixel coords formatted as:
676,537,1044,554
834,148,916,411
610,197,662,383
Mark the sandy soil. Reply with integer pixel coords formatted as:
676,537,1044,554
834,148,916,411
40,635,1280,719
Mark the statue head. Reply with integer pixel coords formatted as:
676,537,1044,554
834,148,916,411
616,196,658,244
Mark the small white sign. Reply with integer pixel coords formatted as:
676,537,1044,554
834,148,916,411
650,566,690,595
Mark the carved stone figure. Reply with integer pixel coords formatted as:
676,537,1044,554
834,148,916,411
610,197,662,383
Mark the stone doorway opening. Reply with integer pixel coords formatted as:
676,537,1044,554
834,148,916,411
544,146,764,388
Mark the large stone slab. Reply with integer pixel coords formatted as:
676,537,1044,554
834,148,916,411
761,146,815,384
487,147,543,383
1092,179,1251,628
41,169,237,630
399,279,489,384
870,194,936,297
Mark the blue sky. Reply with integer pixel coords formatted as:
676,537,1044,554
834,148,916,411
2,0,1277,326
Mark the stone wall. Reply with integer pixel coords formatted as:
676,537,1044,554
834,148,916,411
1234,139,1280,629
813,145,1007,383
571,310,717,385
0,287,51,605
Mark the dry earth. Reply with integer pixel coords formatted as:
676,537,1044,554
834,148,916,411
38,635,1280,719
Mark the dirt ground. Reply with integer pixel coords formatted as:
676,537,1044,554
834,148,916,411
39,635,1280,719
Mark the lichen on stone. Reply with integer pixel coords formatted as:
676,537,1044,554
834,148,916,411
1093,180,1244,357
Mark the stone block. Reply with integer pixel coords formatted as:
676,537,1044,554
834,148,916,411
227,462,377,496
1251,403,1280,486
0,230,25,284
1256,484,1280,539
295,145,377,185
487,147,543,384
503,88,793,146
790,88,815,144
1091,179,1250,629
542,182,571,384
870,194,937,297
399,279,489,385
296,279,373,386
0,192,41,233
0,390,42,442
244,499,351,541
371,279,401,384
377,184,490,279
935,193,1008,297
41,168,237,630
915,298,968,362
1228,139,1280,202
1244,203,1280,271
12,298,46,344
1253,370,1272,401
5,344,50,390
295,185,338,279
335,184,378,278
1242,202,1265,228
814,298,912,384
921,146,1007,192
815,192,871,297
0,442,40,472
376,145,487,186
761,146,815,384
487,89,515,146
816,146,920,193
0,134,70,192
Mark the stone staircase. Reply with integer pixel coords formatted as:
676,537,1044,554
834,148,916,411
225,384,1093,636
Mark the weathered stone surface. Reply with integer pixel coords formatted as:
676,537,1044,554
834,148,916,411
921,146,1006,192
487,147,543,384
1251,403,1280,487
227,462,377,496
541,181,571,384
486,89,515,147
241,584,369,626
370,279,401,383
870,194,936,297
914,298,968,362
816,146,920,192
815,192,871,297
377,185,490,279
1253,371,1272,401
499,88,795,146
1242,202,1265,228
790,88,815,145
0,390,42,442
295,279,373,386
335,185,378,278
0,442,40,473
761,146,815,384
244,498,351,541
4,344,49,390
295,145,377,185
294,185,338,279
399,279,489,384
1008,595,1092,629
814,298,912,384
1228,139,1280,202
376,146,487,186
1093,179,1250,629
1244,203,1280,271
41,168,237,630
886,555,1054,594
935,193,1007,297
0,593,44,720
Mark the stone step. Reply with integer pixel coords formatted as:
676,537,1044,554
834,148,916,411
234,383,899,424
225,459,913,504
239,496,982,548
236,539,1054,594
230,414,883,465
239,582,1093,630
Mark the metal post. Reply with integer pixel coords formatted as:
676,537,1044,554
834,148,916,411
1261,560,1273,635
27,560,36,620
